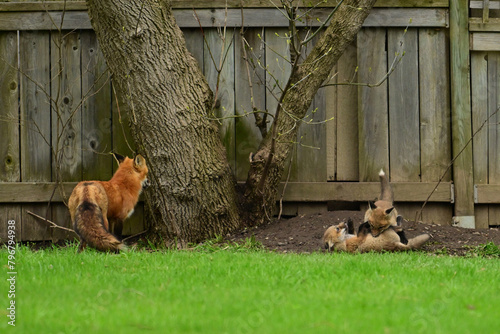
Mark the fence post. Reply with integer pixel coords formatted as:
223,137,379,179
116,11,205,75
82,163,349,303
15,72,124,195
450,0,475,228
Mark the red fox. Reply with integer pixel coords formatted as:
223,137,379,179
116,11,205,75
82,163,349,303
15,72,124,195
323,170,430,253
68,154,149,252
323,219,430,253
364,169,399,237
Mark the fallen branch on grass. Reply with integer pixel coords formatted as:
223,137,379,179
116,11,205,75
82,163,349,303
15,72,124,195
122,230,148,242
26,210,77,235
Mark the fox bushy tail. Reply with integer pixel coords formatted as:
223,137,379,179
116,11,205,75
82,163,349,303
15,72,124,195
378,169,394,203
74,202,128,252
407,234,430,249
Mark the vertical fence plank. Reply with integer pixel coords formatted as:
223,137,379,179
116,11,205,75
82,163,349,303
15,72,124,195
111,84,135,158
418,28,453,225
419,29,451,182
0,31,22,242
265,27,293,181
336,41,359,181
264,27,296,214
487,52,500,226
471,51,490,228
450,0,475,223
183,28,204,72
234,28,266,180
325,64,337,181
357,28,389,182
81,31,113,181
50,31,82,241
388,28,420,182
0,32,20,183
265,27,291,126
20,31,51,241
50,31,82,182
297,35,327,183
204,28,236,171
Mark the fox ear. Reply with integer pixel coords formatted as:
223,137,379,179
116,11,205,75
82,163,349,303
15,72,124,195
368,201,375,210
113,153,126,164
396,215,403,226
134,154,145,167
385,207,395,215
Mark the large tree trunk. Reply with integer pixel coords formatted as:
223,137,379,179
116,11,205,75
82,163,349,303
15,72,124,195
86,0,376,244
243,0,377,224
86,0,240,246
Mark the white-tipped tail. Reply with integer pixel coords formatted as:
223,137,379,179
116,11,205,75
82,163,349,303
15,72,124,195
379,169,385,177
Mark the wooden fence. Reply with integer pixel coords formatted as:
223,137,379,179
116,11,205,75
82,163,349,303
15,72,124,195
1,0,499,242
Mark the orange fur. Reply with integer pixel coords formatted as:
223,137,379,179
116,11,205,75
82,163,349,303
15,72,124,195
364,169,398,236
68,155,149,252
323,221,430,253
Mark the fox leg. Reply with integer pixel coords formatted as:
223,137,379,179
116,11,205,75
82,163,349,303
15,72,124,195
109,218,124,240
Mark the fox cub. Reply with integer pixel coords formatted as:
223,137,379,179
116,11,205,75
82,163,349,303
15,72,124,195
364,169,399,237
323,218,430,253
323,169,430,253
68,154,149,252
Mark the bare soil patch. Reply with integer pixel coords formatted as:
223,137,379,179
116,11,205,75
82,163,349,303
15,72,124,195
228,210,500,256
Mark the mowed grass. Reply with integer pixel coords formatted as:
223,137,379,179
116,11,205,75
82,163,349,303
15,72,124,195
1,245,499,334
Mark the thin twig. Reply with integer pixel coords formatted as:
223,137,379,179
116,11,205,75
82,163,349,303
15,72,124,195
26,210,77,234
302,0,346,45
122,230,148,242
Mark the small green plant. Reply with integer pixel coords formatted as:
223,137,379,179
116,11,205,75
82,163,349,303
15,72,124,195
434,247,449,256
466,242,500,258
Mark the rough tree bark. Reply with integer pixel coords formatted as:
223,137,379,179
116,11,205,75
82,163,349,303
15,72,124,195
85,0,376,245
86,0,240,246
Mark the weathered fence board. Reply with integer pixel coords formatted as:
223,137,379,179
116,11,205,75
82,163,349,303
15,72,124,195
50,31,82,240
51,31,82,181
357,28,389,181
0,181,453,203
388,28,420,182
0,8,449,31
0,0,451,12
81,30,113,181
419,28,451,183
0,0,451,11
296,35,327,183
450,0,474,223
183,28,205,72
335,42,359,182
418,28,453,225
487,52,500,226
204,28,236,171
0,31,21,242
0,31,19,183
470,32,500,50
325,64,337,182
19,31,52,241
234,28,266,180
471,51,490,228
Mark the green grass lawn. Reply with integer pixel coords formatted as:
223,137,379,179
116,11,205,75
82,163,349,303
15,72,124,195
1,244,499,334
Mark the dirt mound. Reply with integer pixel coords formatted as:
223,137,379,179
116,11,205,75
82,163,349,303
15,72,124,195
228,211,500,256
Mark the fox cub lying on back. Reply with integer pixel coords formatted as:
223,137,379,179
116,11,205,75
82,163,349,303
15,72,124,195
323,218,430,253
323,169,429,253
68,154,149,253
